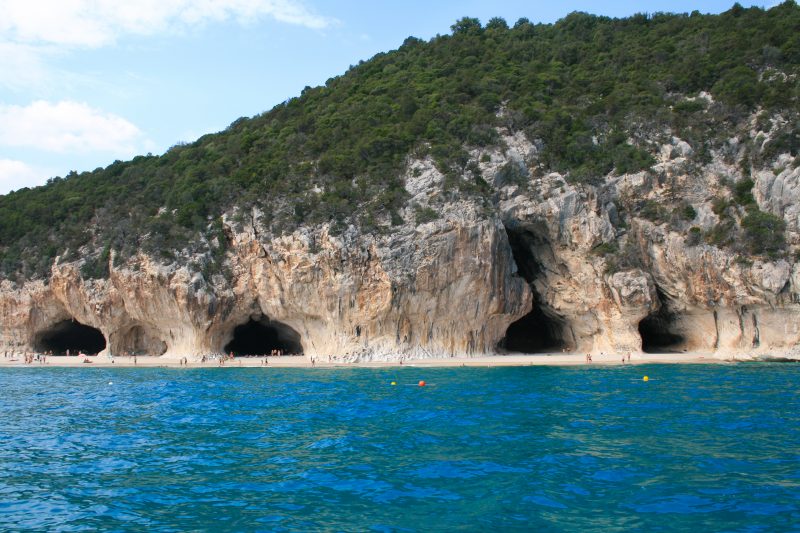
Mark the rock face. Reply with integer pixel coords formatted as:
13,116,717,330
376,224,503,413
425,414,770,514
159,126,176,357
0,202,529,361
1,129,799,361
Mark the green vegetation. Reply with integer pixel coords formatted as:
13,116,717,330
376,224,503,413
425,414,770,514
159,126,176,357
686,226,703,246
495,161,529,188
1,2,799,280
414,205,440,224
591,242,619,256
733,178,756,205
640,200,669,223
742,210,786,256
680,204,697,221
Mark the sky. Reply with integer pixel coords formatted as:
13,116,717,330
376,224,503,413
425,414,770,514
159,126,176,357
0,0,778,194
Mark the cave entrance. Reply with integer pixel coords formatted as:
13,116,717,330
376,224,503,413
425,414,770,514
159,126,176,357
224,317,303,356
35,320,106,355
499,305,568,353
498,224,572,354
117,325,167,356
638,297,685,353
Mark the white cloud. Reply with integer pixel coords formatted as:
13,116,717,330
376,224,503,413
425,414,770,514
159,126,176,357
0,0,332,47
0,42,51,90
0,100,144,154
0,0,334,90
0,159,49,192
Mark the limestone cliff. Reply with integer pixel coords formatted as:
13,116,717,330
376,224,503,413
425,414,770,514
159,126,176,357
2,120,799,361
2,7,799,361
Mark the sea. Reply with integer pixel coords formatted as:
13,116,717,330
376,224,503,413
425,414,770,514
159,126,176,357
1,364,798,531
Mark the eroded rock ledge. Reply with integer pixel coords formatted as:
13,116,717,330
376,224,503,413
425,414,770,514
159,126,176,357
2,131,799,361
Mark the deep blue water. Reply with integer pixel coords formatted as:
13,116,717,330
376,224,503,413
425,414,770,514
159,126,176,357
1,364,799,532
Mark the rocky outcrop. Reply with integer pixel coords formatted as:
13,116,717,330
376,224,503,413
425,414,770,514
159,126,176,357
1,129,799,361
0,200,529,361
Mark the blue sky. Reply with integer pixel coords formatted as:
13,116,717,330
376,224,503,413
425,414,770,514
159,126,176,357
0,0,775,194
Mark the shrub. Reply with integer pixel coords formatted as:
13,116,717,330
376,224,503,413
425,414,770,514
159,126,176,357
675,203,697,221
705,220,736,247
414,206,440,225
712,197,731,216
742,210,786,255
733,178,756,205
495,161,529,187
592,242,619,256
640,200,668,223
686,226,702,246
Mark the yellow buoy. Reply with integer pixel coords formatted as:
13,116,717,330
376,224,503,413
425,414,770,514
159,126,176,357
643,376,649,382
391,381,396,386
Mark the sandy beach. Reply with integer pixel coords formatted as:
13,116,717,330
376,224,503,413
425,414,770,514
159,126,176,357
0,352,738,368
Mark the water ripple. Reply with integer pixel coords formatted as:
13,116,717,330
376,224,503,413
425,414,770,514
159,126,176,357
1,365,799,531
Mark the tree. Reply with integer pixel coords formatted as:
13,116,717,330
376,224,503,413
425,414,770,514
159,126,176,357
486,17,509,31
451,17,482,35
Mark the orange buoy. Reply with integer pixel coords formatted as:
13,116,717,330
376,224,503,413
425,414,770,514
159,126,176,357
418,380,426,387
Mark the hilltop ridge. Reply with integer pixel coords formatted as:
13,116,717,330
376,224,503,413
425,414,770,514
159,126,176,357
0,2,797,280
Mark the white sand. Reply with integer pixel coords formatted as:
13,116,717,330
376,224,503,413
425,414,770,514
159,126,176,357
0,352,730,368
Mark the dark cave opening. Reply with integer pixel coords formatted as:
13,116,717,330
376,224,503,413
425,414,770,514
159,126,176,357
500,305,568,353
499,224,571,354
638,295,685,353
505,223,545,283
224,318,303,356
35,320,107,355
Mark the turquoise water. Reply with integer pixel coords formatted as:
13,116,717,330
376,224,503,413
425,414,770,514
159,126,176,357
1,365,799,531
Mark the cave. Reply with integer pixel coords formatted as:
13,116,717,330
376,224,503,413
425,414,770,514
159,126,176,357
498,224,572,354
638,297,685,353
115,325,167,356
224,317,303,356
499,305,569,353
35,320,107,355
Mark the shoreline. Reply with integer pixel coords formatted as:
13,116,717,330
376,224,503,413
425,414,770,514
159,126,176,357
0,352,786,368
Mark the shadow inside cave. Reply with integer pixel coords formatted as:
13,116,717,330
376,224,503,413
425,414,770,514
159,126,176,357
224,317,303,356
35,320,107,355
499,224,572,354
638,299,685,353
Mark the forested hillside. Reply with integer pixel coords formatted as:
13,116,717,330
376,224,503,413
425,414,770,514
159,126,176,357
1,2,798,281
